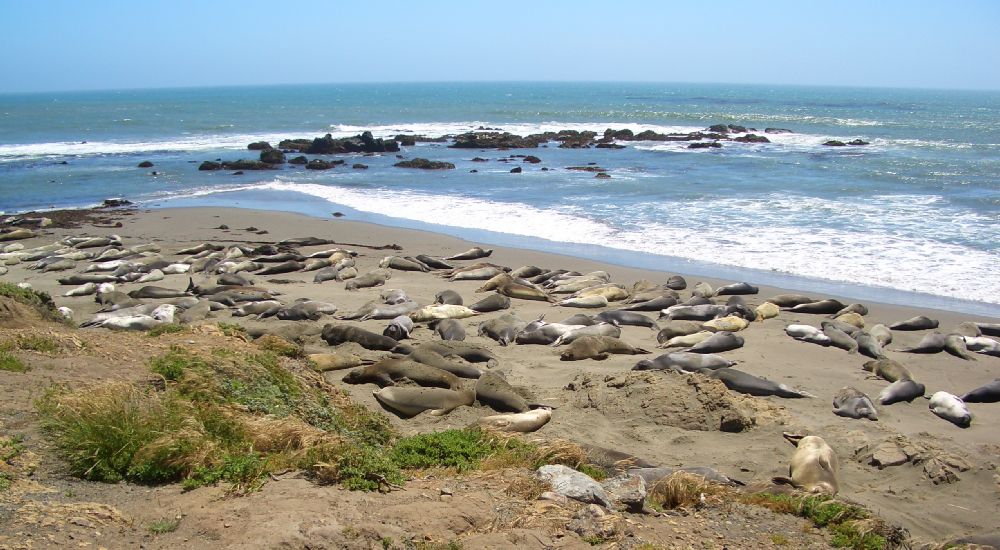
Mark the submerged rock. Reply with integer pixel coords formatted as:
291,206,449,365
393,158,455,170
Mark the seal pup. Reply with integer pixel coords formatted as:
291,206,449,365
409,304,478,322
63,282,98,297
928,391,972,428
381,289,410,305
833,312,865,329
943,334,977,360
510,265,544,278
633,352,734,372
685,331,744,353
704,368,813,398
660,304,727,321
383,315,415,341
889,315,939,331
559,336,650,361
550,323,621,346
497,281,554,303
895,332,948,354
556,295,608,308
974,322,1000,337
415,341,498,365
665,275,687,290
445,246,493,260
307,352,373,372
434,289,463,305
430,318,466,341
128,285,191,299
478,314,526,346
702,315,750,332
475,371,529,412
862,358,912,382
414,254,454,270
656,320,705,343
379,256,429,272
960,378,1000,403
621,295,678,312
477,408,551,433
767,294,815,307
854,330,887,359
256,260,304,275
516,322,587,345
878,379,926,405
832,387,878,420
343,358,460,389
964,336,1000,358
832,303,869,317
469,293,511,313
772,433,839,495
373,386,475,417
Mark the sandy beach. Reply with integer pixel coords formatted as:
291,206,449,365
2,205,998,548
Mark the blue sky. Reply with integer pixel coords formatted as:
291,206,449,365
2,0,998,92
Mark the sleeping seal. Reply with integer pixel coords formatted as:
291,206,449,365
784,299,845,315
430,318,467,341
321,324,406,352
878,379,925,405
415,341,499,365
832,387,878,420
656,320,705,343
445,246,493,260
928,391,972,428
406,347,483,378
343,358,460,389
773,432,839,495
373,386,476,417
889,315,939,331
895,332,947,354
862,358,912,382
713,282,758,296
469,293,511,313
703,368,813,398
633,352,734,372
595,310,658,329
559,336,650,361
960,378,1000,403
434,289,464,305
383,315,415,340
686,331,744,353
822,323,859,354
477,408,551,432
477,314,527,346
785,324,832,346
345,268,391,290
475,371,529,412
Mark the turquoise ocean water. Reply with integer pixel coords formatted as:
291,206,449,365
1,82,998,316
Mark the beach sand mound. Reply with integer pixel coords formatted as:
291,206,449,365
854,435,974,485
564,371,788,432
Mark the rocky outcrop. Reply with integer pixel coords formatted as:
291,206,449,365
288,155,308,165
764,128,794,134
198,161,222,171
393,158,455,170
247,141,272,151
449,132,546,149
847,139,870,145
276,132,399,154
352,163,368,170
536,465,612,507
137,161,153,168
688,142,722,149
510,166,522,173
708,124,751,133
823,140,846,146
199,160,276,171
306,159,334,170
566,166,607,172
259,149,286,164
733,134,770,143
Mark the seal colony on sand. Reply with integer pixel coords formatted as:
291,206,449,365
3,205,999,546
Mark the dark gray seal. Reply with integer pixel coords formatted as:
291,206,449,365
703,368,813,398
784,299,845,315
822,324,858,354
345,269,391,291
405,347,483,378
445,246,493,260
434,289,464,305
620,295,678,311
415,255,454,270
974,322,1000,337
383,315,415,340
416,341,498,365
686,331,744,354
127,285,191,299
713,282,759,296
665,275,687,290
889,315,939,331
475,371,529,412
854,331,887,359
430,318,466,341
633,352,734,372
767,293,816,307
478,313,526,346
660,304,727,321
469,293,511,313
832,387,878,420
862,358,912,382
878,379,926,405
321,324,406,352
655,320,704,343
595,310,658,329
343,358,460,389
895,332,947,354
559,336,650,361
960,378,1000,403
560,313,597,326
256,260,304,275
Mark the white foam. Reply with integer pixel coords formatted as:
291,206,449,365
0,132,292,160
163,181,1000,305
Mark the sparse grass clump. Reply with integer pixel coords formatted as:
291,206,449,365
15,334,60,353
741,492,891,550
0,282,62,321
0,350,29,372
647,472,733,511
217,322,248,339
148,517,180,534
147,323,187,337
254,334,304,358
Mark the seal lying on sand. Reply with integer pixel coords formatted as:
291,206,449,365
343,358,460,389
559,336,650,361
475,371,529,412
832,387,878,420
373,386,475,417
928,391,972,428
477,408,551,432
878,379,926,405
430,318,466,341
633,352,734,372
321,324,406,352
961,378,1000,403
889,315,939,331
773,432,839,495
702,368,813,398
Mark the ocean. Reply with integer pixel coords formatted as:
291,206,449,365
1,82,998,316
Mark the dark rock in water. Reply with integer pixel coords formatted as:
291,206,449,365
688,142,722,149
220,160,277,171
595,142,626,149
394,158,455,170
727,124,748,133
247,141,272,150
306,159,334,170
352,163,368,170
847,139,870,146
449,132,546,149
523,155,541,164
288,155,308,165
471,157,489,162
604,128,634,140
734,134,770,143
216,224,229,230
232,171,244,175
278,138,312,152
567,166,607,172
259,149,286,164
198,161,222,171
510,166,522,173
764,128,794,134
137,160,154,168
279,132,400,155
824,140,847,147
332,212,345,218
708,124,729,133
595,172,610,179
102,198,132,207
541,167,549,171
395,135,416,146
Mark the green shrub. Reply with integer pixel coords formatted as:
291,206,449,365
0,282,62,321
148,517,180,534
147,324,187,337
0,350,29,372
329,445,404,492
15,335,60,353
391,429,497,472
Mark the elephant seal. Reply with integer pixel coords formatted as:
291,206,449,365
772,433,839,495
128,285,192,299
633,352,734,372
383,315,415,340
343,358,460,389
767,294,815,307
621,295,678,311
754,302,780,321
961,378,1000,403
929,391,972,428
954,322,982,338
702,315,750,332
406,347,483,378
703,368,813,398
59,273,119,285
944,334,977,360
516,322,586,345
661,304,727,321
686,331,744,353
862,358,912,382
321,324,406,352
785,324,832,346
414,254,454,270
445,246,493,260
974,322,1000,337
379,256,429,272
497,281,554,302
313,266,341,283
895,332,947,354
409,304,478,323
785,299,846,315
628,466,743,487
665,275,687,290
822,324,858,354
559,336,650,361
475,371,529,412
595,310,658,329
381,288,410,304
551,323,621,346
510,265,544,278
476,408,551,432
345,269,391,290
656,320,707,343
854,331,887,359
963,336,1000,357
556,295,608,308
713,282,758,296
274,300,338,321
469,293,511,313
867,324,892,345
434,289,464,305
560,313,597,326
878,379,926,405
415,341,498,365
307,352,372,372
177,301,213,324
478,314,527,346
430,318,466,341
833,312,866,329
832,387,878,420
257,260,304,275
832,303,869,317
889,315,939,331
64,282,98,297
373,386,475,417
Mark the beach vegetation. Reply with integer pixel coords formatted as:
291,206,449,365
740,492,893,550
0,350,30,372
253,334,304,358
217,322,248,339
147,517,180,534
13,334,61,353
147,323,187,337
0,282,63,322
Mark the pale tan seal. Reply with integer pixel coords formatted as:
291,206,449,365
373,386,475,417
476,408,551,432
773,432,839,495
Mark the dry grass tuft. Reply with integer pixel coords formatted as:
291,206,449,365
648,472,734,511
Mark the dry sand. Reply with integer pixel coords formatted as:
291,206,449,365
2,205,999,547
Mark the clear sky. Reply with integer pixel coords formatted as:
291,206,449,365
2,0,998,93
